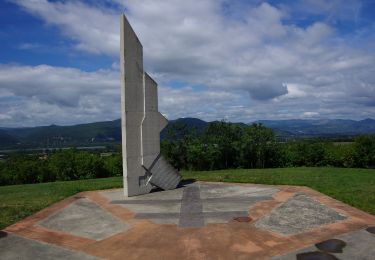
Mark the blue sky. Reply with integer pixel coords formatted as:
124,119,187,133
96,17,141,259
0,0,374,127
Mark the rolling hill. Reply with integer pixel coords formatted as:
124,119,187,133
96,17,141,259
0,130,19,147
1,118,374,150
256,118,375,136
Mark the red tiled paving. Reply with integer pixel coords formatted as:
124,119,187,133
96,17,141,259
3,182,375,260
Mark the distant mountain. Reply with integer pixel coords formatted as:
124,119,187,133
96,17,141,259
1,120,122,149
0,118,209,150
1,117,374,150
0,130,19,146
170,117,208,128
160,117,208,139
254,118,375,136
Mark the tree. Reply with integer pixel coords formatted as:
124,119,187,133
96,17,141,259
103,154,123,177
353,135,375,168
0,154,52,185
161,122,194,170
185,137,222,170
75,152,107,179
49,149,78,181
202,121,244,169
306,143,327,166
240,123,280,168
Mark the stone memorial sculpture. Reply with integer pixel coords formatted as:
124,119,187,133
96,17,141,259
120,14,181,196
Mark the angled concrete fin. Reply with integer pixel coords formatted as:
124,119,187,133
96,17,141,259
120,14,180,196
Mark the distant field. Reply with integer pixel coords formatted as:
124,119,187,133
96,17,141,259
332,141,354,145
1,167,374,230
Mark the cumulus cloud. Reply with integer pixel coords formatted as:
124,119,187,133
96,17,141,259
2,0,374,126
0,64,120,126
11,0,119,55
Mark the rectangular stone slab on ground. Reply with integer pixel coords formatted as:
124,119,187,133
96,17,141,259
120,14,180,196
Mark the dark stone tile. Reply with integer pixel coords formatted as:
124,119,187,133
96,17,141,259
233,216,252,222
0,231,7,239
366,226,375,234
296,251,339,260
315,239,346,253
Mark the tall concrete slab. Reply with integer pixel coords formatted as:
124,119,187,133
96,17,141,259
120,14,180,196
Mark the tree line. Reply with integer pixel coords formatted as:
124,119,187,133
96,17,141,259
1,121,374,186
161,121,375,171
0,149,122,186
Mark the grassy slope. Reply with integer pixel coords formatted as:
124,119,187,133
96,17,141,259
0,177,122,230
182,167,375,216
1,167,374,230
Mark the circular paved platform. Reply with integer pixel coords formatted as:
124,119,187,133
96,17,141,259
1,182,375,259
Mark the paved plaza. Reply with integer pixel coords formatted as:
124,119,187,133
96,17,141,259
1,181,375,259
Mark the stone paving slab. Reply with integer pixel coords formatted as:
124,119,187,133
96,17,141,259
104,182,277,226
255,193,347,235
2,181,375,260
0,233,99,260
271,229,375,260
38,197,128,240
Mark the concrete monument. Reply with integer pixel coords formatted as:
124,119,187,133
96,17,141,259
120,14,181,196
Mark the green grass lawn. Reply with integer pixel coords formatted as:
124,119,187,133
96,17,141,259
1,167,374,230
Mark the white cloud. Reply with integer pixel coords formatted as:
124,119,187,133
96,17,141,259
303,111,319,118
0,64,120,126
12,0,119,55
1,62,373,127
3,0,374,126
18,42,43,50
278,84,308,99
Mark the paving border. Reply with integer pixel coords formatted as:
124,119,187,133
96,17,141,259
3,182,375,259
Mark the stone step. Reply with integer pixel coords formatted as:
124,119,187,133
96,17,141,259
149,156,181,190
